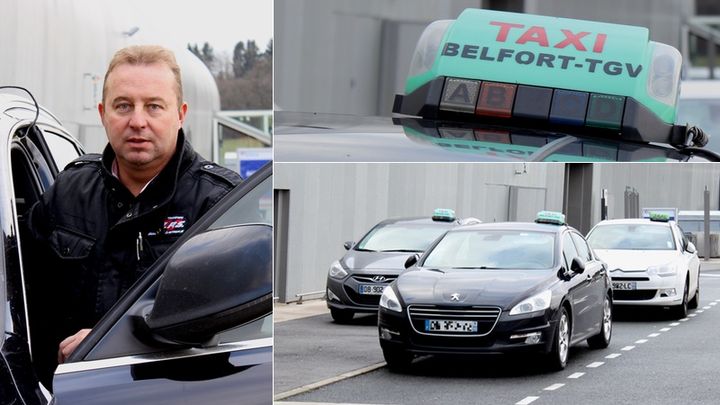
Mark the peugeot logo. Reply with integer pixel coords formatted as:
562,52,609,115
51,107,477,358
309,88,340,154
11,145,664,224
372,276,387,283
450,293,461,301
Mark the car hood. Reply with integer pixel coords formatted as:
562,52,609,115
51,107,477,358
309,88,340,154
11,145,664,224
593,249,679,271
395,268,556,308
342,250,416,273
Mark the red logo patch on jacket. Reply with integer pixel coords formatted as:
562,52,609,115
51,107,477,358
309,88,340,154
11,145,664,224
163,216,187,235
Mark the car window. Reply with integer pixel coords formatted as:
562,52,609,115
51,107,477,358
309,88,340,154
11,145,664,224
356,223,451,252
423,230,556,269
42,129,82,170
209,176,272,229
562,233,579,269
587,224,676,250
570,232,592,261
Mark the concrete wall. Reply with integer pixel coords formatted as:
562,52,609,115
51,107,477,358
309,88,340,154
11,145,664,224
274,162,566,301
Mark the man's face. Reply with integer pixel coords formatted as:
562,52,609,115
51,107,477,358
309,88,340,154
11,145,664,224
99,63,187,170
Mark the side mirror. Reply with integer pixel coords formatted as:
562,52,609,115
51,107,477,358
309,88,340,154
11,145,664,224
570,257,586,274
687,242,697,254
343,241,354,250
404,254,420,269
145,224,272,346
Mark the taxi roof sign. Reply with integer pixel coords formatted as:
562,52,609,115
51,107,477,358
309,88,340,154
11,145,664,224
432,208,456,222
648,212,670,222
392,9,704,148
535,210,566,225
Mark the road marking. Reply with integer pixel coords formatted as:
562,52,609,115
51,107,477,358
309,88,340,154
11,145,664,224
688,314,697,317
605,353,622,359
701,274,720,278
648,333,660,337
659,328,671,332
703,306,711,309
716,299,720,302
273,362,386,401
516,396,539,405
696,310,704,313
710,302,717,306
587,362,604,368
635,339,648,344
568,372,585,379
544,383,565,391
669,322,680,326
621,346,635,351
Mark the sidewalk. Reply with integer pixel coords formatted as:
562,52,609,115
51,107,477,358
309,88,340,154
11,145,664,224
274,299,329,323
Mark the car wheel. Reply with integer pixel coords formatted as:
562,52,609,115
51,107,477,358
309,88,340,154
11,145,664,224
587,293,612,349
688,279,700,310
382,346,413,372
672,278,689,319
547,307,570,371
330,308,354,323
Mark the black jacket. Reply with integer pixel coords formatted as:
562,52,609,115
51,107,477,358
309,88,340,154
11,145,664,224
28,130,241,351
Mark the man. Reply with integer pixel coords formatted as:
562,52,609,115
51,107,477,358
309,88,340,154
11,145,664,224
28,45,241,383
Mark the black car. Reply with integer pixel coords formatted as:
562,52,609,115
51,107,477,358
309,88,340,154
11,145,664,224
0,91,272,404
326,209,478,323
378,211,612,371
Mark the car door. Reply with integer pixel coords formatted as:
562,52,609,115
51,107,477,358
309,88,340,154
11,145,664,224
570,231,606,335
51,163,272,405
675,224,700,295
561,231,595,340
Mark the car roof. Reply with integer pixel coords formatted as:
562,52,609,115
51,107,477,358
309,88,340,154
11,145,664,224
378,216,460,226
449,221,571,234
593,218,673,226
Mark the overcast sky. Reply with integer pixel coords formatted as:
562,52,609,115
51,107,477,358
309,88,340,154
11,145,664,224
125,0,273,56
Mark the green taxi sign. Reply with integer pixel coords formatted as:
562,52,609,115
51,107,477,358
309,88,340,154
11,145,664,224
392,9,701,148
535,210,566,225
432,208,456,222
648,212,670,222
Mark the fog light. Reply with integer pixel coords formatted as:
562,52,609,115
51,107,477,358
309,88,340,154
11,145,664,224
380,327,399,340
327,289,340,302
659,288,676,297
510,331,542,344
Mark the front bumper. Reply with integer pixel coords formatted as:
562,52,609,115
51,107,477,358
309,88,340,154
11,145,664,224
378,306,557,356
326,276,390,313
610,270,684,306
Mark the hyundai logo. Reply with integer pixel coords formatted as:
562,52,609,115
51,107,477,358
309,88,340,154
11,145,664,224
450,293,461,301
372,276,387,283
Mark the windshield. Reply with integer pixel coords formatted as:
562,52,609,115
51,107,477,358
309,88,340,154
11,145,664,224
355,222,451,252
587,224,675,250
677,98,720,152
422,230,556,269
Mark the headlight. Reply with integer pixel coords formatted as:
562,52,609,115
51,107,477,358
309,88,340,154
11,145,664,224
380,287,402,313
328,260,348,279
509,290,552,316
647,264,677,277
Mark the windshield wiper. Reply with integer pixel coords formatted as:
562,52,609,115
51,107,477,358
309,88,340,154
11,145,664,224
379,249,421,253
423,268,445,274
354,248,377,252
452,266,502,269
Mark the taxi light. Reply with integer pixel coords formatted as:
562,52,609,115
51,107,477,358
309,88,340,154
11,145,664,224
549,89,588,126
646,42,682,106
648,212,670,222
432,208,456,222
440,77,480,113
586,93,625,130
475,82,516,117
407,20,453,80
513,85,553,120
535,210,565,225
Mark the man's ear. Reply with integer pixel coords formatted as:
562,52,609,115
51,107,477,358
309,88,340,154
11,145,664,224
178,102,188,126
98,102,105,122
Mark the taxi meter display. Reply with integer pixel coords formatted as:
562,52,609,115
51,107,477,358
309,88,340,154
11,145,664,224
393,9,707,148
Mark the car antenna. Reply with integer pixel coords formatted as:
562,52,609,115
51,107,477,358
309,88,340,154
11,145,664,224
0,85,40,138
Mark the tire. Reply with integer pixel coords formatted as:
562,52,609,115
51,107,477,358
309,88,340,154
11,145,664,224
382,346,413,372
587,293,612,349
688,279,700,310
546,307,570,371
330,308,354,323
672,278,689,319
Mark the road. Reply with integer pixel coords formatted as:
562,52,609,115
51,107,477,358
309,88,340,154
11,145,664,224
274,263,720,405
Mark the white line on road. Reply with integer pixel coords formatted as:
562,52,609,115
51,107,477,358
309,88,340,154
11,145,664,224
273,362,387,401
660,328,671,332
710,302,717,306
689,314,697,317
680,318,689,322
669,322,680,326
544,383,565,391
635,339,648,344
696,310,704,313
605,353,622,359
516,396,539,405
567,372,585,379
648,333,660,337
587,362,605,368
621,346,635,351
703,306,711,309
716,299,720,302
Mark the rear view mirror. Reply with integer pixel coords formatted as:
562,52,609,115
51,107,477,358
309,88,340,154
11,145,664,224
145,224,272,346
571,257,586,274
343,241,354,250
687,242,697,254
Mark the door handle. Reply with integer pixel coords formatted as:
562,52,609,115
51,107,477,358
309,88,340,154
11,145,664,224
586,274,592,281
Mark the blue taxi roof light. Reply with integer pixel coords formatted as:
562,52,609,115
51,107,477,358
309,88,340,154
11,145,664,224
535,210,566,225
432,208,456,222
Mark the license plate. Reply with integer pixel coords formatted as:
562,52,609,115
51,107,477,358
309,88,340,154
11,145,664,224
612,281,637,290
358,284,385,295
425,319,478,333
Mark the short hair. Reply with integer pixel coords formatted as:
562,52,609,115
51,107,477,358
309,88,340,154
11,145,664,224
102,45,183,109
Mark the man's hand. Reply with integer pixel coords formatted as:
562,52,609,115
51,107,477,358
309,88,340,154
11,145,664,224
58,328,91,364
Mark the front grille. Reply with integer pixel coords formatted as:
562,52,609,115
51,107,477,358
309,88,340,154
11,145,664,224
407,305,501,337
352,275,398,283
612,277,650,282
613,290,657,301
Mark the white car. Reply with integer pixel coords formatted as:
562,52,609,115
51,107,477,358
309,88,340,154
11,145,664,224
586,217,700,318
677,79,720,153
